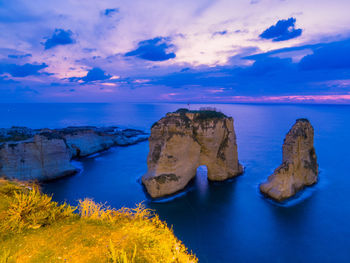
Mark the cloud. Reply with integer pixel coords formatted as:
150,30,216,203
299,39,350,70
44,29,75,50
8,54,32,59
125,37,176,61
0,76,16,85
260,17,302,42
245,57,294,76
104,8,119,17
250,0,260,4
82,67,111,82
0,63,48,77
213,30,228,36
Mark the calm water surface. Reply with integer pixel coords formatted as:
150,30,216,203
1,103,349,263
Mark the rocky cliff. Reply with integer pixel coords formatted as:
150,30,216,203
0,126,148,181
142,109,243,198
260,119,319,202
56,127,147,158
0,134,77,181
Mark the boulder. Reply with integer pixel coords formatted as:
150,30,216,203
260,119,319,202
142,109,243,198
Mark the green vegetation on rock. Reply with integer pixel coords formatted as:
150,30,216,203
175,108,227,120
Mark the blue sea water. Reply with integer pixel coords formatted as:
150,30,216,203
1,103,350,263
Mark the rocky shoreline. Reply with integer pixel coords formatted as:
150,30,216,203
0,110,320,203
0,126,148,181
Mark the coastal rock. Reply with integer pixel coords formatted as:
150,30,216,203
58,127,148,157
0,126,148,181
142,108,243,198
260,119,319,202
60,128,115,157
0,134,77,181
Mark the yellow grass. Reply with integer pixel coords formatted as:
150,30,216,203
0,179,197,263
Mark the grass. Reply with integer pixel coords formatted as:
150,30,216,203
0,179,197,263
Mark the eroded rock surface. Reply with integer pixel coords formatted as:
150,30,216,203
260,119,318,202
0,126,148,181
142,109,243,198
0,134,77,181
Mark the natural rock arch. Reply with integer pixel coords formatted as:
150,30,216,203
142,109,243,198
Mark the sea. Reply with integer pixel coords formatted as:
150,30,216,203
1,103,349,263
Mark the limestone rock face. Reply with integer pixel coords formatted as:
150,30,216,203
142,109,243,198
260,119,318,202
0,126,148,181
61,129,115,157
0,134,77,181
58,127,148,157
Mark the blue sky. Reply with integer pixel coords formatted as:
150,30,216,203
1,0,350,103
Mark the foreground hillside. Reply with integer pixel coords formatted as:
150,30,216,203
0,179,197,263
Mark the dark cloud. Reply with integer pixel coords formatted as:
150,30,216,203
0,63,48,77
104,8,119,16
213,30,228,36
82,67,111,82
260,17,302,41
180,67,191,72
299,39,350,70
125,37,176,61
245,57,294,76
8,54,32,59
44,29,75,50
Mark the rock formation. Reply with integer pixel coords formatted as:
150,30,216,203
142,108,243,198
0,126,148,181
56,127,147,158
0,133,77,181
260,119,318,202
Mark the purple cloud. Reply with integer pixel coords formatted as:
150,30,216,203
0,63,48,77
260,17,302,42
44,29,75,50
125,37,176,61
104,8,119,17
82,68,111,82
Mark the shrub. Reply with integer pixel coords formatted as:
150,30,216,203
0,186,75,233
0,181,198,263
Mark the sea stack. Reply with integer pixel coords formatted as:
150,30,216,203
260,119,319,202
142,108,243,198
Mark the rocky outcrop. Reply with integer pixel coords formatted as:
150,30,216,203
0,126,148,181
260,119,319,202
0,134,77,181
56,127,148,158
142,109,243,198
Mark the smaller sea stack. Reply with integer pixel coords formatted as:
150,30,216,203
260,119,319,202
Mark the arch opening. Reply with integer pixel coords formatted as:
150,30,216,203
195,165,209,194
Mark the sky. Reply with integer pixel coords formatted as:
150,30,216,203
1,0,350,103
